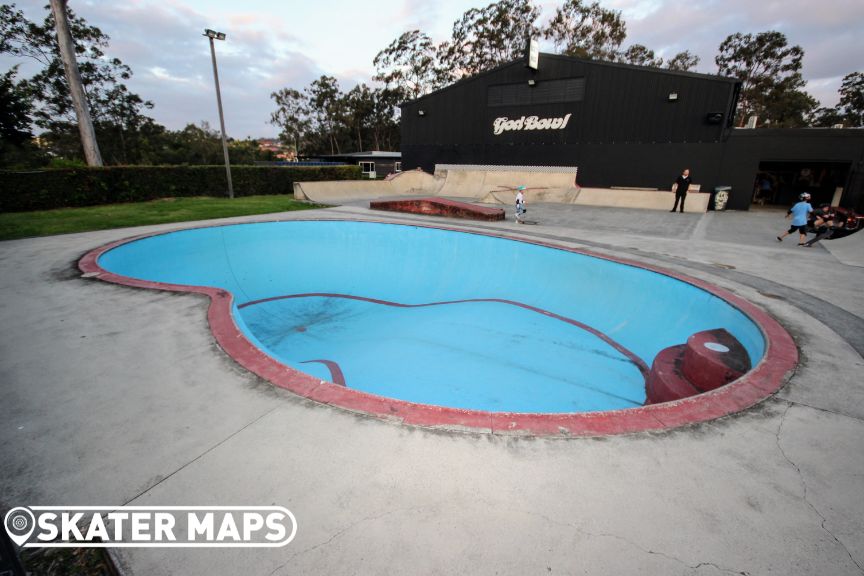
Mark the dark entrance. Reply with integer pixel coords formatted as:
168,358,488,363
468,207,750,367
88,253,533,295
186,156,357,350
752,161,851,207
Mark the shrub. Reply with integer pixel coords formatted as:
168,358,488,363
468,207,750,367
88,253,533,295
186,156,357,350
0,165,361,212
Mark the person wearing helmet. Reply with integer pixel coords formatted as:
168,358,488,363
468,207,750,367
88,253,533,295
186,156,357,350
776,192,813,245
515,185,526,224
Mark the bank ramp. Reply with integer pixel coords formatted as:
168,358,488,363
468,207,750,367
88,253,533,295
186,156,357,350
823,229,864,267
295,164,709,212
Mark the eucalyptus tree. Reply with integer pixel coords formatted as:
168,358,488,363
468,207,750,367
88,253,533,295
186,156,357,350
543,0,626,61
716,31,815,127
0,2,153,162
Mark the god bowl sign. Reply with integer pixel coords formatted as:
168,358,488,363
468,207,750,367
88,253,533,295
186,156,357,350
492,113,572,136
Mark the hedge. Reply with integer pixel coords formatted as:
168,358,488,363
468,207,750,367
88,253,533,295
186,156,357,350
0,165,362,212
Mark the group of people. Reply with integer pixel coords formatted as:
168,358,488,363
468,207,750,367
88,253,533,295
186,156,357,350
513,172,837,247
514,168,694,221
776,192,837,247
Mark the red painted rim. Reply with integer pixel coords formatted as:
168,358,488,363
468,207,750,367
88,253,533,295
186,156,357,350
78,218,798,436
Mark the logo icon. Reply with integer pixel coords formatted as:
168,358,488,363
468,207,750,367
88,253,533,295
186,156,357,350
4,507,35,546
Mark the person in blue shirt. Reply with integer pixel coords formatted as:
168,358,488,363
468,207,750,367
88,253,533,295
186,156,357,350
776,192,813,245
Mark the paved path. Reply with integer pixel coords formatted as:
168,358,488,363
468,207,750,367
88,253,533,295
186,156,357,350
1,204,862,575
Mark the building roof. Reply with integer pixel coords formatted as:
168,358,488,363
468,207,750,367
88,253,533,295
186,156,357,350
320,151,401,159
402,52,740,106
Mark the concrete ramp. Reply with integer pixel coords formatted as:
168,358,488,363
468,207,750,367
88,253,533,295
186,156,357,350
294,169,439,203
437,169,489,199
295,164,709,212
823,230,864,267
577,187,709,213
438,165,579,201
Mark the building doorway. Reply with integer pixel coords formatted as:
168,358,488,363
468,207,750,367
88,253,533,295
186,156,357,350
752,161,850,208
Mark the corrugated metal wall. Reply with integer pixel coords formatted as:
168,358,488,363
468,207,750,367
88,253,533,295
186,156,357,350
402,55,737,150
401,55,864,210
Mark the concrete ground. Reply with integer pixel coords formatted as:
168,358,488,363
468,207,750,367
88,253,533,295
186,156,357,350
1,201,862,575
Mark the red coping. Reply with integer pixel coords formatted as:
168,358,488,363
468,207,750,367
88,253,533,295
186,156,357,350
370,198,505,221
78,219,798,437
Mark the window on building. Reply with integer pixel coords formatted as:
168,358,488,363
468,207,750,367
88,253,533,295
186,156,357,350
487,77,586,107
359,161,375,175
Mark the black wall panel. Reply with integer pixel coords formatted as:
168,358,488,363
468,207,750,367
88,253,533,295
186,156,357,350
401,54,864,211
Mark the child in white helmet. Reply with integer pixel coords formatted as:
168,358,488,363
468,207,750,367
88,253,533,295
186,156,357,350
777,192,813,245
515,186,526,224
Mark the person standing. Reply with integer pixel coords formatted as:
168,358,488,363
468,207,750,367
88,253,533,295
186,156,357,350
777,192,813,245
515,185,526,224
670,168,691,213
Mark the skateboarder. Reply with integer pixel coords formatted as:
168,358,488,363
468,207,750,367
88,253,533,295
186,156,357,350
515,186,526,224
777,192,813,245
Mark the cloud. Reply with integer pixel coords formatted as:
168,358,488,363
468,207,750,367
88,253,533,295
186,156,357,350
611,0,864,106
4,0,861,137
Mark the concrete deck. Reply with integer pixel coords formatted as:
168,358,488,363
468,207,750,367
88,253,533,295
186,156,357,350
1,201,863,575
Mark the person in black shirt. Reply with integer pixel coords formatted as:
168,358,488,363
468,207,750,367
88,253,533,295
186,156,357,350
670,168,691,213
802,204,836,247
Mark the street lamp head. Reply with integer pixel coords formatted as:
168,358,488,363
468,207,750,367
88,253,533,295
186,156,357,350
203,29,226,40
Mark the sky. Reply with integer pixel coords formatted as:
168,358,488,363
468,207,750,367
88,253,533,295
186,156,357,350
3,0,863,139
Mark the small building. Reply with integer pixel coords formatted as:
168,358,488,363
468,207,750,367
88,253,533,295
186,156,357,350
400,53,864,211
317,151,402,179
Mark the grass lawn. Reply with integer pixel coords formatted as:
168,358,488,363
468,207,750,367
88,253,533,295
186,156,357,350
0,195,324,241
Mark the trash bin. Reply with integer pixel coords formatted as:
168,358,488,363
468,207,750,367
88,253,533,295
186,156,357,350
713,186,732,211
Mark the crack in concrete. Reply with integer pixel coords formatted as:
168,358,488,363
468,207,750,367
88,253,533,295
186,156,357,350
775,402,864,574
774,395,864,425
122,406,280,506
486,503,749,575
266,505,428,576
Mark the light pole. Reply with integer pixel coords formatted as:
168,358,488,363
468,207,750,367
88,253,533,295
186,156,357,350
204,28,233,198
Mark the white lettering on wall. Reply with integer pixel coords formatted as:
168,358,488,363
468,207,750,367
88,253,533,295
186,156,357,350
492,114,572,136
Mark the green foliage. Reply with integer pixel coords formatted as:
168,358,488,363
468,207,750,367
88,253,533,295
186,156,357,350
307,76,347,155
544,0,626,61
617,44,662,68
438,0,540,80
715,31,816,127
269,78,400,157
0,195,321,241
0,165,361,212
664,51,700,72
808,106,846,128
373,30,442,99
270,87,311,155
47,156,87,169
838,71,864,127
0,65,32,145
1,2,154,164
0,64,46,168
807,71,864,128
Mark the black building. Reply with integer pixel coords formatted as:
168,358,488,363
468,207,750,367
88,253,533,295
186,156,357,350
401,53,864,211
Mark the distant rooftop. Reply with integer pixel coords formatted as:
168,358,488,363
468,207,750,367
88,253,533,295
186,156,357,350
320,151,401,159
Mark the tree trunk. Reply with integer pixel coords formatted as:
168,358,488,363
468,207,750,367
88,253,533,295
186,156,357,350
49,0,103,166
